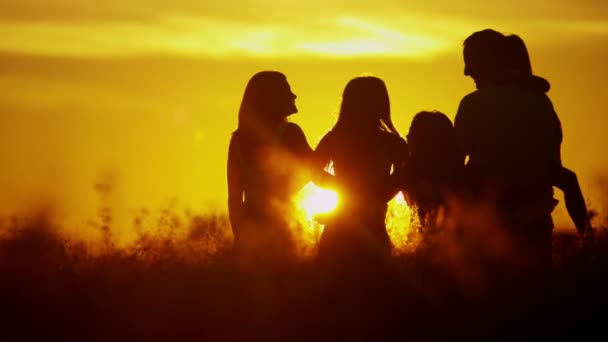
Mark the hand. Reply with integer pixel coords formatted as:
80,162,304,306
578,227,595,252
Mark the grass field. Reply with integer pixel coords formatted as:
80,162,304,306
1,203,607,340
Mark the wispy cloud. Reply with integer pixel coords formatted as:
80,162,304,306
0,1,606,58
0,14,455,59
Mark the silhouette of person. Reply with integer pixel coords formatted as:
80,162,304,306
309,76,408,334
227,71,313,262
454,29,563,271
503,34,594,240
313,76,408,266
401,111,464,232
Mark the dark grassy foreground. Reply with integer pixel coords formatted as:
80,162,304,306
1,211,607,341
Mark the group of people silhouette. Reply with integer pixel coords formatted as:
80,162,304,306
227,29,594,274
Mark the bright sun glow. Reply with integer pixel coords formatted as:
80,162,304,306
386,191,418,254
297,182,339,219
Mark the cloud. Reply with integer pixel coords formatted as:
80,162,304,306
1,0,606,23
0,1,606,58
0,14,457,59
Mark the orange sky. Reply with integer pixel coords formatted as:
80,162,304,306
0,1,607,232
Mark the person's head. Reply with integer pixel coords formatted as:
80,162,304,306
407,111,456,158
335,76,399,135
503,33,550,92
463,29,507,88
503,34,532,75
237,71,297,133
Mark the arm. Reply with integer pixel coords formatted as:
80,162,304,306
454,95,481,168
385,137,409,201
554,166,593,236
546,97,563,167
283,123,315,191
284,123,314,157
544,100,592,237
311,133,337,189
454,96,480,192
454,97,474,165
227,135,245,240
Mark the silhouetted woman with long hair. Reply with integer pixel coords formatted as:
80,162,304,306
227,71,312,262
314,76,408,266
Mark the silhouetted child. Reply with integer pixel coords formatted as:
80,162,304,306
313,76,408,265
503,34,593,238
402,111,464,231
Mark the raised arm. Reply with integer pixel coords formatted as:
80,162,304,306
312,133,337,189
385,136,409,201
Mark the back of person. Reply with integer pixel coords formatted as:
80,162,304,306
234,122,308,220
321,128,402,216
454,30,564,312
315,125,406,294
456,84,561,212
314,76,407,264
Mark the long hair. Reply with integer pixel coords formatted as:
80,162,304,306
236,71,290,140
333,76,400,136
503,34,532,75
408,111,455,149
502,34,550,92
407,111,460,170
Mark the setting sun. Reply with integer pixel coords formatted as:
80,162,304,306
296,182,339,219
1,1,606,339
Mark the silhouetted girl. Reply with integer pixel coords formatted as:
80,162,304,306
503,34,593,239
314,76,408,264
402,111,464,230
227,71,313,261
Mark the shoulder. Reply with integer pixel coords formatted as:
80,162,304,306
284,122,305,134
228,131,242,163
455,90,489,127
281,122,314,154
229,130,241,148
316,129,334,145
281,122,307,142
455,91,481,117
537,92,555,109
315,130,338,152
458,90,482,106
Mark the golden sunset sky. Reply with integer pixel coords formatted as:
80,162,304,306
1,1,607,232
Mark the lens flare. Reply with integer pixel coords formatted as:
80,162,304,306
297,182,339,219
290,181,339,257
292,186,418,258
